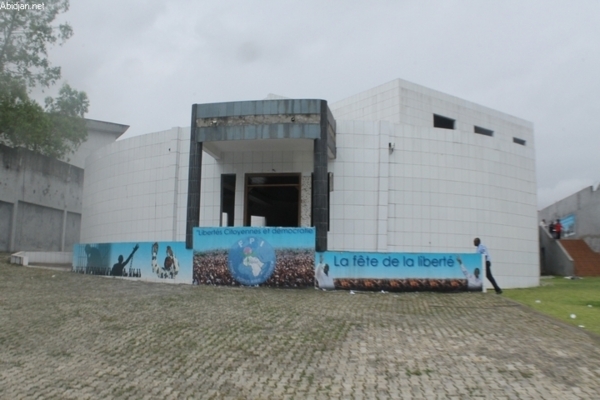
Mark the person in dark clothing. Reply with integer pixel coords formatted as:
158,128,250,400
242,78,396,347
549,222,555,238
474,238,502,294
554,219,562,240
111,244,139,276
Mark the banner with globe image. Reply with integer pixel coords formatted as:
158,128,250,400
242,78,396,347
72,241,193,284
193,227,315,287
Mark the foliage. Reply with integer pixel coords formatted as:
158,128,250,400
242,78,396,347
0,0,89,159
0,0,72,88
504,277,600,336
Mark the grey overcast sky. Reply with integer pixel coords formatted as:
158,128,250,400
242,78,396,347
42,0,600,210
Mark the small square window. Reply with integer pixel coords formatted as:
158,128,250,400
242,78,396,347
513,137,526,146
433,114,455,129
474,126,494,136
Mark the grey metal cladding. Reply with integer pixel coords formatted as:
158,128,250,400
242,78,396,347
194,99,326,143
195,99,324,118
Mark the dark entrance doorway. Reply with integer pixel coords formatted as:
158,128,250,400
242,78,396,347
244,174,300,227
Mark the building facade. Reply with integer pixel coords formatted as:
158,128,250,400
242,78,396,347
80,79,539,288
0,119,128,252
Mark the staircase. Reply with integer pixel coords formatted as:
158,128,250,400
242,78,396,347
559,239,600,276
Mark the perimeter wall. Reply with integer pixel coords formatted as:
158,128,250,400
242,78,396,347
0,144,84,252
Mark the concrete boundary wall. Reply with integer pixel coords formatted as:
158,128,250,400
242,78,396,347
10,251,72,266
0,145,83,252
539,226,574,276
539,184,600,252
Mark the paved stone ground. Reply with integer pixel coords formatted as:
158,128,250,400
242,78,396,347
1,260,600,399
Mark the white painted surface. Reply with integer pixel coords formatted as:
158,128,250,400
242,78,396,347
80,79,538,288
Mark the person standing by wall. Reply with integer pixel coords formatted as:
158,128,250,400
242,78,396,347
554,219,563,240
473,238,502,294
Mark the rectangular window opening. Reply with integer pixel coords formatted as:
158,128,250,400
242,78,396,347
474,126,494,137
513,137,526,146
244,173,301,227
433,114,455,130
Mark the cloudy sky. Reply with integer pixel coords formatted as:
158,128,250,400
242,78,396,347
42,0,600,210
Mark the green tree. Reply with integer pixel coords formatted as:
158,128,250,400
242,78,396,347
0,0,89,159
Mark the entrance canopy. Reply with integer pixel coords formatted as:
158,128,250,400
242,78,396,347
186,99,337,252
194,99,335,159
203,138,313,160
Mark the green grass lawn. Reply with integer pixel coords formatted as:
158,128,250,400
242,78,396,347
503,276,600,336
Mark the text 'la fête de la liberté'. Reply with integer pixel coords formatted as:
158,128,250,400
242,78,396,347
332,255,455,268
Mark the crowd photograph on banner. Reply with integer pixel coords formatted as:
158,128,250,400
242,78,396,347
315,251,485,292
192,227,315,288
73,232,487,292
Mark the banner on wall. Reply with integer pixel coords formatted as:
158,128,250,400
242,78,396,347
193,227,315,287
315,251,484,292
72,242,193,283
561,214,576,238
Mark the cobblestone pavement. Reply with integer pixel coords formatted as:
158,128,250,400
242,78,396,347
1,262,600,399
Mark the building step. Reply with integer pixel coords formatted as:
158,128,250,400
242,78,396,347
559,239,600,276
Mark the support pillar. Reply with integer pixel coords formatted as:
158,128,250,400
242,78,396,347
312,101,329,252
186,105,203,249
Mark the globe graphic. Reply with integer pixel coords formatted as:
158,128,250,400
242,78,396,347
228,237,276,285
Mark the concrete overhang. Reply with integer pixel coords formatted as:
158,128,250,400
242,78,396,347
202,138,313,160
85,119,129,139
192,99,336,159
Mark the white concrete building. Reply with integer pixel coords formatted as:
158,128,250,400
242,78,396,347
80,79,538,288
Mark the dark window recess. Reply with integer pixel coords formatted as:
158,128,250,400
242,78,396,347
474,126,494,136
245,173,300,227
248,175,300,185
513,137,526,146
433,114,455,129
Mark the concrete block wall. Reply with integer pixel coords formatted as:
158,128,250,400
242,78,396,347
10,251,72,265
539,185,600,252
0,145,84,252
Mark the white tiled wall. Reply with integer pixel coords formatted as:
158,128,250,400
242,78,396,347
328,80,538,288
81,79,539,288
331,78,534,147
328,120,383,252
82,127,191,243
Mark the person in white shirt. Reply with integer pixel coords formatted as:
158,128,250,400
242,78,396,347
456,256,482,291
474,238,502,294
315,254,335,289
